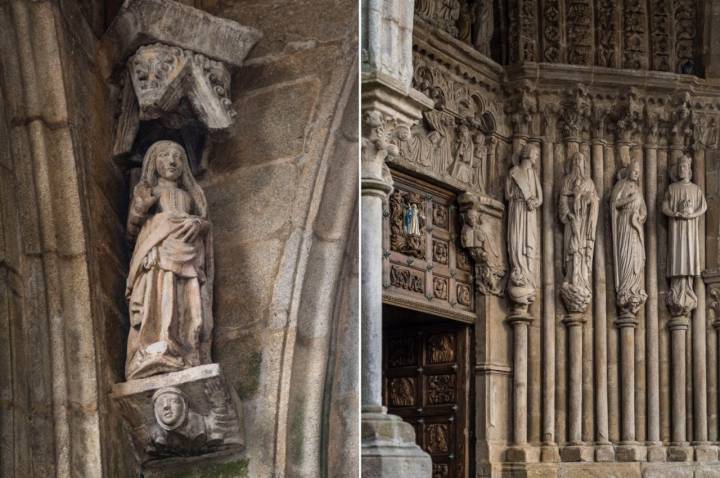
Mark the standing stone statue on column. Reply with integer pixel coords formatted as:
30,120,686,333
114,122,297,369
662,154,707,317
559,152,599,314
505,142,543,315
611,160,648,316
126,140,214,380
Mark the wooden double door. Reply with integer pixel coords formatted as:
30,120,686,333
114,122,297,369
383,318,471,478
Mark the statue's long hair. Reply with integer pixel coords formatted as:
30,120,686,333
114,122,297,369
139,140,208,218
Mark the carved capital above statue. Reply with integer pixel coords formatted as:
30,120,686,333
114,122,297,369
104,0,261,163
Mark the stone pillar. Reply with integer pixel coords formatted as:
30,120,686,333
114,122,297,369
360,9,433,465
591,118,613,461
644,131,665,461
615,313,646,461
691,133,718,461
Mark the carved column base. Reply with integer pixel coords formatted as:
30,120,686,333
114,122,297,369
112,364,243,464
559,445,594,462
540,444,560,463
615,442,647,462
506,445,540,463
361,406,432,478
595,443,615,461
667,444,694,462
646,443,667,462
693,444,719,462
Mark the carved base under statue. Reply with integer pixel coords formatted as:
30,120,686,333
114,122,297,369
112,364,243,464
361,405,432,478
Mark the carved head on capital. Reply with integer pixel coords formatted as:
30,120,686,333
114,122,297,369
153,387,189,431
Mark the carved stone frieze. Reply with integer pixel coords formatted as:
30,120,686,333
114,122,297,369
415,0,462,38
542,0,562,63
390,265,425,293
595,0,617,67
663,155,707,317
559,152,599,314
518,0,539,62
566,0,593,65
622,0,648,69
649,0,672,71
458,192,505,296
674,0,697,74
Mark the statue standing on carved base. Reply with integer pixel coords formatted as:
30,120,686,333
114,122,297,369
662,155,707,317
125,140,214,380
459,200,505,296
611,160,647,316
505,143,542,314
559,152,599,314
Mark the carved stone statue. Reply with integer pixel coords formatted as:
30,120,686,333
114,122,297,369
611,160,648,316
459,195,505,296
126,140,214,380
505,143,543,313
662,155,707,317
559,152,599,314
472,132,488,191
395,124,433,168
472,0,494,56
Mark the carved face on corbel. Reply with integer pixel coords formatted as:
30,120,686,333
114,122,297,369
153,388,189,431
129,44,187,118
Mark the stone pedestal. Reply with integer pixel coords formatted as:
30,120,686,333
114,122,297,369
112,364,243,463
646,443,667,462
693,444,719,462
541,444,560,463
595,443,616,462
616,443,647,462
361,407,432,478
667,445,694,462
560,444,594,462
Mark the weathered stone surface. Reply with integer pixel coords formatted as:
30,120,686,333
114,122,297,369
362,411,432,478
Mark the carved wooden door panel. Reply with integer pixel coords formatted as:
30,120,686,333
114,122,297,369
383,323,470,478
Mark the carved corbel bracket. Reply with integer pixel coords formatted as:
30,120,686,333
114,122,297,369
457,192,506,297
112,364,243,464
103,0,262,165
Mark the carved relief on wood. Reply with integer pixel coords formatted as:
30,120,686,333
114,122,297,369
427,375,457,404
559,151,599,314
426,423,451,453
428,333,456,363
663,155,707,317
390,265,425,293
387,337,418,367
433,239,450,265
456,283,472,306
389,190,426,258
611,160,648,316
389,377,417,407
434,277,450,299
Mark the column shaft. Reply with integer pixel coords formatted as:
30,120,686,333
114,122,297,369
542,138,556,444
513,321,529,445
644,143,660,443
592,139,609,444
671,325,688,443
693,146,708,442
361,192,385,408
568,322,583,444
620,324,637,442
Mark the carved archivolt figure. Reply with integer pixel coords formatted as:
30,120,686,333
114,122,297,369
662,155,707,317
505,143,543,310
395,124,433,168
126,140,213,380
472,0,493,56
559,152,599,313
611,160,648,316
452,124,475,183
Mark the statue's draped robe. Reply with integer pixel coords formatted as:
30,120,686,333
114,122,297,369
126,186,213,379
505,164,542,301
452,132,474,183
664,181,707,315
611,180,647,312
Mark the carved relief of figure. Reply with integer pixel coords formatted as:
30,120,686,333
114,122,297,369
472,132,488,191
396,124,433,168
126,140,213,380
452,124,475,183
147,382,238,457
559,152,599,313
505,143,543,311
472,0,494,56
611,160,648,315
662,155,707,317
425,110,455,174
460,205,505,296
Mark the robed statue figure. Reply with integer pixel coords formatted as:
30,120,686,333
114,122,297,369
125,140,214,380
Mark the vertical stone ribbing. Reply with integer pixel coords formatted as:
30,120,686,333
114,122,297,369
622,0,649,69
